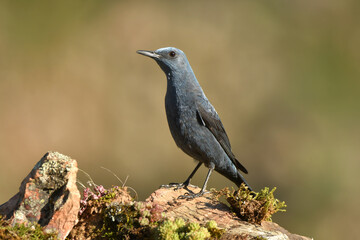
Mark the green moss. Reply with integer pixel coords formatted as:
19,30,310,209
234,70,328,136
156,219,182,240
183,222,210,240
205,220,225,239
0,216,57,240
99,190,118,203
212,184,287,224
156,218,211,240
253,187,287,221
154,218,224,240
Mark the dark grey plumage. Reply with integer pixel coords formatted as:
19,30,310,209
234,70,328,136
137,47,252,197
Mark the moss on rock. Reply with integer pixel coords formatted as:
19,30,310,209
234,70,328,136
212,184,287,224
0,216,57,240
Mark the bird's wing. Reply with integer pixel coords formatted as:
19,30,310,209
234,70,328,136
196,102,248,174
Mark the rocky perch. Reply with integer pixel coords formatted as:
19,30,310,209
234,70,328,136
0,152,80,239
0,152,312,240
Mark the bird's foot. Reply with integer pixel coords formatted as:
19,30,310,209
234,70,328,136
178,190,209,200
160,182,194,191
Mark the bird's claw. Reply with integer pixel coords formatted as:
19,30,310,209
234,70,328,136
160,181,196,191
178,190,209,200
160,182,186,191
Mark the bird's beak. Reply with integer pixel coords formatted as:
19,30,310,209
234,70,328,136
136,50,161,59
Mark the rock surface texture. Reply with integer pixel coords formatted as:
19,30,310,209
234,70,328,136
146,187,311,240
0,151,80,240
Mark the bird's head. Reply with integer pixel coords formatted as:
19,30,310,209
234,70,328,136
137,47,190,75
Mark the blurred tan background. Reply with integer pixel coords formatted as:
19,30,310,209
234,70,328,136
0,0,359,239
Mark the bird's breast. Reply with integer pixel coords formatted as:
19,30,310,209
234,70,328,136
165,91,198,144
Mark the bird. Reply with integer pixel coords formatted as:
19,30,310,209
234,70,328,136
137,47,252,198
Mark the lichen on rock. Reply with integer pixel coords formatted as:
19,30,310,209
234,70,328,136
0,151,80,240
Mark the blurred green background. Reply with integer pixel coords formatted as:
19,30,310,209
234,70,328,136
0,0,359,239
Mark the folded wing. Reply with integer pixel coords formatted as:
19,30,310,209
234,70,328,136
196,102,248,174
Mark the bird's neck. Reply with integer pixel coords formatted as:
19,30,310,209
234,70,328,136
165,70,205,106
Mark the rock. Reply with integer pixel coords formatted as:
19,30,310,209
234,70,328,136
145,186,311,240
0,152,312,239
0,151,80,240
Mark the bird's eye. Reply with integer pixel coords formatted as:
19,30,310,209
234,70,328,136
169,51,176,57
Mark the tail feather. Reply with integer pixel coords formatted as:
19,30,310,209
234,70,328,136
236,172,253,191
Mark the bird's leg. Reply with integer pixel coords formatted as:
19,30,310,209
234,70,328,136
160,162,202,190
178,165,214,199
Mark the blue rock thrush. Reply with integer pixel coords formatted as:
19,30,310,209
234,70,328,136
137,47,252,198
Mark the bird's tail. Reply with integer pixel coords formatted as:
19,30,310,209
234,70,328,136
215,162,253,192
235,172,253,192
